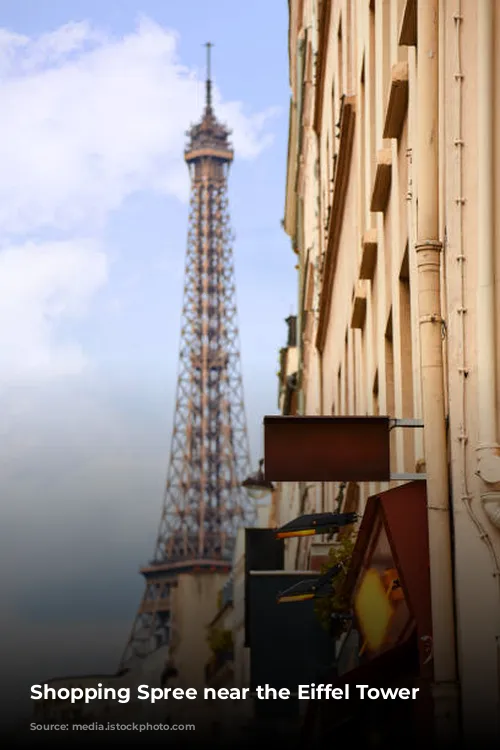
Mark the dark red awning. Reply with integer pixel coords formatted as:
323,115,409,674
346,480,433,672
302,481,433,738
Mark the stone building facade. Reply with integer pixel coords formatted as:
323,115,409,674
280,0,500,741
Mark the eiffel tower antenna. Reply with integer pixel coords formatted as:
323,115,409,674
120,47,254,669
205,41,213,111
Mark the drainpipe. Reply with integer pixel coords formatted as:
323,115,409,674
315,142,325,512
318,344,325,513
476,0,500,523
415,0,460,742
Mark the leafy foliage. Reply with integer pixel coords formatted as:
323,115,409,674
207,628,233,654
314,533,355,637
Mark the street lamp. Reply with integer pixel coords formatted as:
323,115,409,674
276,561,345,603
275,511,358,539
241,459,275,500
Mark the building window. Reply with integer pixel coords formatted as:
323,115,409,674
352,330,357,414
337,18,343,101
385,312,396,467
385,312,395,417
369,0,376,172
381,0,391,112
399,248,414,466
384,209,392,305
355,328,363,413
359,59,367,229
373,370,380,416
337,365,342,415
374,0,391,147
395,0,409,63
344,332,350,414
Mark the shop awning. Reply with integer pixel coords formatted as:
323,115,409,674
344,479,433,671
301,480,433,737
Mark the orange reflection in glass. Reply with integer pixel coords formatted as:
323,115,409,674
355,568,394,652
383,567,404,602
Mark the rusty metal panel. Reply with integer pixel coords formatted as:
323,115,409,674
264,416,391,482
343,481,432,677
380,481,433,677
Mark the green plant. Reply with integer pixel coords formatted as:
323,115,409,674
314,533,355,638
207,628,233,654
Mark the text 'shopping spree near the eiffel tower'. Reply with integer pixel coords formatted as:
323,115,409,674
120,44,254,668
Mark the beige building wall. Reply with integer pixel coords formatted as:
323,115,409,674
169,571,228,692
282,0,500,739
165,571,228,725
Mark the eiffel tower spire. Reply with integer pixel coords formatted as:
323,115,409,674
120,47,254,668
204,41,213,113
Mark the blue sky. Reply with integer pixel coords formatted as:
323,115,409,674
0,0,296,718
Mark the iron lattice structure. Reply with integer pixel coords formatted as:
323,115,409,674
121,46,253,668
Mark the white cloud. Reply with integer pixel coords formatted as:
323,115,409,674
0,17,276,235
0,19,282,703
0,17,277,381
0,239,107,383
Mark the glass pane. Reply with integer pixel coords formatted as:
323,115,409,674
354,517,412,659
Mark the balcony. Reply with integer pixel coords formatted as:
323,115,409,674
370,149,392,213
359,229,378,281
383,62,409,140
351,281,368,330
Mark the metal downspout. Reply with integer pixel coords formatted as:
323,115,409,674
416,0,460,742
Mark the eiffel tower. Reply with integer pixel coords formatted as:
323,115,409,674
121,44,254,668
